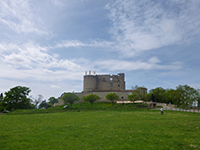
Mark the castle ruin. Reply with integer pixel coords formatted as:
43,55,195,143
55,72,147,105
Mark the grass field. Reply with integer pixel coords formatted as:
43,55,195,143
0,105,200,150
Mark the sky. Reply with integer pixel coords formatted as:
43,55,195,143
0,0,200,100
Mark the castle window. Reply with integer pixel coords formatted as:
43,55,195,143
110,77,113,81
121,96,124,99
118,84,120,87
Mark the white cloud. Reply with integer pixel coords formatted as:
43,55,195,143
54,40,114,49
106,0,200,57
0,0,48,35
0,42,80,70
94,57,182,71
50,85,61,88
50,0,64,7
148,57,161,64
0,42,84,82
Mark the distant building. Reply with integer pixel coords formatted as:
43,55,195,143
55,72,147,106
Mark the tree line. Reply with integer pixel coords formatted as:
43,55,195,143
1,84,200,111
0,86,58,111
128,85,200,107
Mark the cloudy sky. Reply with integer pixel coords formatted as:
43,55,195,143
0,0,200,100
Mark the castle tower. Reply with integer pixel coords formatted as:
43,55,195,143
83,73,97,92
83,72,126,92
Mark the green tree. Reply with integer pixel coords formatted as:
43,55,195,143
149,87,166,103
106,93,119,106
39,100,52,109
176,85,199,107
48,97,58,106
83,94,100,107
0,93,3,100
2,86,32,110
132,86,147,100
128,93,139,101
62,93,79,108
164,89,179,104
197,89,200,107
31,94,43,107
0,101,4,112
128,86,148,102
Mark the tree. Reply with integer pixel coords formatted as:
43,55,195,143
39,100,52,109
0,101,4,112
2,86,32,110
0,93,3,101
149,87,166,103
132,86,147,100
62,93,79,108
106,93,119,106
128,86,148,102
176,85,199,107
48,97,58,106
197,89,200,107
31,94,43,107
128,93,139,101
83,94,100,107
164,89,179,104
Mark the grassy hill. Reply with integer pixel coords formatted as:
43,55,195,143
7,102,149,115
0,103,199,149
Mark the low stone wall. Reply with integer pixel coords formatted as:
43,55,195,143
54,91,133,106
167,104,177,108
156,103,167,106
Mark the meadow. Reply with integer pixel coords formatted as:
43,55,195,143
0,103,200,150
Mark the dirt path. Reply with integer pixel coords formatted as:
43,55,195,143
156,106,200,113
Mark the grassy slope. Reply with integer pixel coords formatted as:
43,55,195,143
0,105,200,150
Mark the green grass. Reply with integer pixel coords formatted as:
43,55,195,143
8,102,148,115
1,109,200,150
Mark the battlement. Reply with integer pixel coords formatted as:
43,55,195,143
83,72,125,92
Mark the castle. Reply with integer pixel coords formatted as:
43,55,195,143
55,72,147,105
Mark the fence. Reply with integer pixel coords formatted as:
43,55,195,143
163,106,200,113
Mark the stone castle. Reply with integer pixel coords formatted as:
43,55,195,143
55,72,147,105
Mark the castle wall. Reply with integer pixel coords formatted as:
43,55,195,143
83,75,97,92
54,90,134,106
83,73,125,92
91,91,133,102
54,72,148,106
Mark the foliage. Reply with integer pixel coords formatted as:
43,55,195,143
149,85,200,107
31,94,43,107
62,93,79,108
39,100,52,109
48,97,58,105
176,85,199,107
0,101,4,112
2,86,32,111
83,94,100,107
149,87,166,103
128,93,139,101
128,86,148,101
106,93,119,105
0,93,3,100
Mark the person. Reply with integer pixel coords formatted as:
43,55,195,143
160,108,164,115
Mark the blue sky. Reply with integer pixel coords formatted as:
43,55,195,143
0,0,200,100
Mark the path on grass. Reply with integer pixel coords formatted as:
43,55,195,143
155,106,200,113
